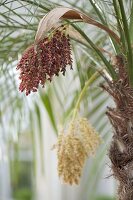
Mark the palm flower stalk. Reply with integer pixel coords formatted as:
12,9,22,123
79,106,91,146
53,72,101,184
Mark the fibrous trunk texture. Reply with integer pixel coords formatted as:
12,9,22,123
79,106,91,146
101,55,133,200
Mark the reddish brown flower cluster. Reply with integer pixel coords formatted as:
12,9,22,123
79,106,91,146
17,29,72,95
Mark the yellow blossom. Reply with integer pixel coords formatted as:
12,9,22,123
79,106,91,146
54,117,101,185
55,133,86,184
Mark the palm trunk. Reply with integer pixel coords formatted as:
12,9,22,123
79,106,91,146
101,55,133,200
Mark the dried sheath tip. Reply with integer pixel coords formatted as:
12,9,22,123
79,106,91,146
17,28,72,95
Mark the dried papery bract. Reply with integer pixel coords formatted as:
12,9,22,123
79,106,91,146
17,29,72,95
35,7,120,44
54,117,101,185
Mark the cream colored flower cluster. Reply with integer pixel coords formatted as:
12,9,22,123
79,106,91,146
54,117,101,185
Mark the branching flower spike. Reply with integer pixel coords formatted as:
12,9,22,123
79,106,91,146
17,28,72,95
54,117,101,185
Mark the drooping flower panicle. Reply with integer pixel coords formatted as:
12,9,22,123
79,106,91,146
57,133,86,185
17,28,72,95
54,117,101,185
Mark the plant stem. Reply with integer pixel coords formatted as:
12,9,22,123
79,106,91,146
72,71,99,121
118,0,133,86
101,53,133,199
129,3,133,43
72,24,117,79
112,0,126,50
90,0,120,53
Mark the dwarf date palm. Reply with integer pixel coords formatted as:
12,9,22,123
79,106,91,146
1,0,133,200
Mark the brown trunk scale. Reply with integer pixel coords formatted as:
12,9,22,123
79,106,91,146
101,55,133,200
